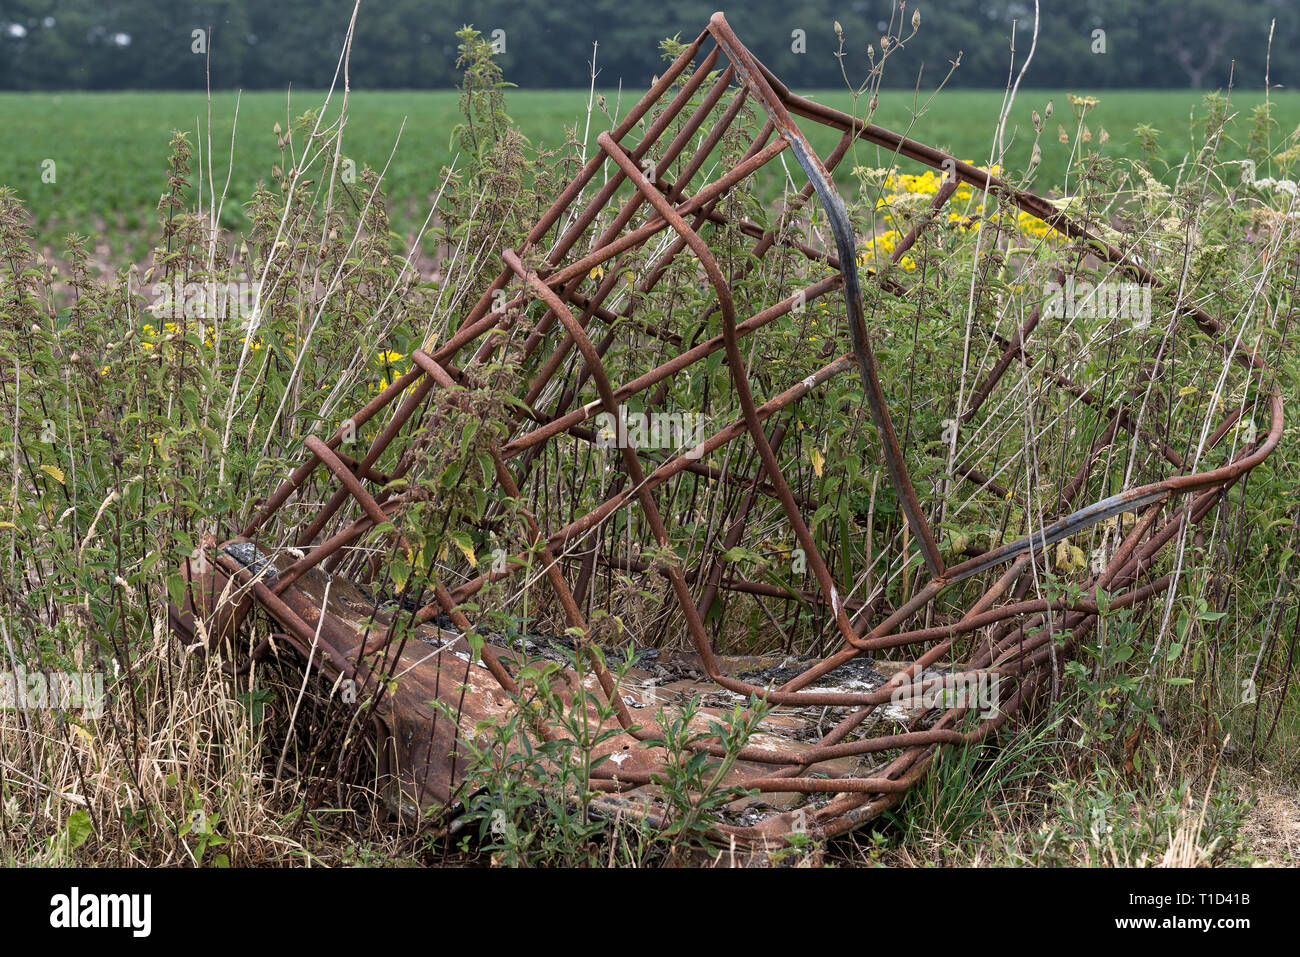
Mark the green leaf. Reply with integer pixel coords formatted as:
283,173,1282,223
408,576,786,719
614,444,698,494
166,573,187,607
63,810,93,852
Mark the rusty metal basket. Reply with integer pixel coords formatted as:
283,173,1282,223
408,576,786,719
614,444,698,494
169,13,1282,847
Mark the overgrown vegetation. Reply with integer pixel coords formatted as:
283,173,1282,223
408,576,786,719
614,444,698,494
1,13,1297,867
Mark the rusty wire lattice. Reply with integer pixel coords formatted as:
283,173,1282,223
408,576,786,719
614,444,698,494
171,13,1282,845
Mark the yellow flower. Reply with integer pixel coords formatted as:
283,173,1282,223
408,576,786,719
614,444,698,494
374,350,407,393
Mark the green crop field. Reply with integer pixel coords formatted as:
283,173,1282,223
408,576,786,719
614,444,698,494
3,88,1298,260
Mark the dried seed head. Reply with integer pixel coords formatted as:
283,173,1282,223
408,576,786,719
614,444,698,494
273,121,282,136
1099,127,1110,145
869,93,878,112
880,35,890,51
1032,109,1042,132
1058,125,1069,144
834,20,843,37
912,8,921,30
1030,143,1042,167
867,43,875,59
1044,99,1053,120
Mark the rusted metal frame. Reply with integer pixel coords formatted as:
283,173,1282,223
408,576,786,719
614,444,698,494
241,362,428,538
517,125,759,413
559,421,806,503
660,75,754,206
754,546,1045,800
977,501,1167,655
794,406,1155,686
513,66,745,405
938,385,1282,587
239,39,717,544
278,347,553,588
597,549,871,613
322,352,538,580
842,573,1178,658
754,554,1038,790
439,353,858,615
589,643,1030,773
680,129,860,330
763,63,1112,244
987,488,1185,660
521,45,726,298
329,448,390,486
503,273,844,457
711,15,947,583
528,161,907,541
530,98,778,425
802,393,1120,698
506,247,742,683
695,126,860,274
269,374,444,593
527,174,841,541
598,126,864,653
1005,475,1240,673
511,441,887,763
519,113,776,437
212,549,541,772
261,42,728,560
508,249,906,714
504,52,731,380
483,444,640,732
810,404,1084,694
435,36,717,368
588,674,1031,802
303,436,392,530
210,552,355,679
271,344,508,588
670,463,1222,827
981,436,1264,671
203,17,1285,843
286,364,447,556
517,167,806,602
531,138,791,295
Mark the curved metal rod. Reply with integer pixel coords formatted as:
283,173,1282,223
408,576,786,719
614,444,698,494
709,13,947,580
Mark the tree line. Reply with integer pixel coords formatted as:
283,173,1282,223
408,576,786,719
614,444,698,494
0,0,1293,91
